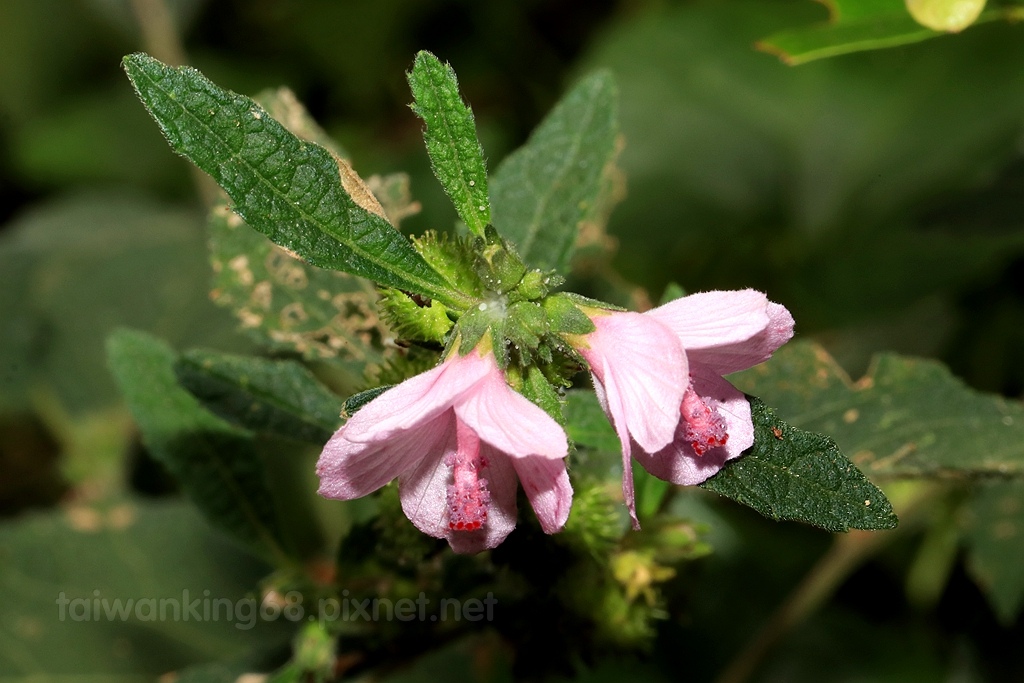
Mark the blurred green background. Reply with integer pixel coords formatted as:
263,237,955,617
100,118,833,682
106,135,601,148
3,0,1024,681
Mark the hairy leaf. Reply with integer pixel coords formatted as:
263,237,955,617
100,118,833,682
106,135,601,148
963,480,1024,624
700,398,898,532
208,196,391,372
176,349,345,444
732,341,1024,478
490,71,619,273
565,389,895,531
106,329,286,560
122,53,467,308
407,51,491,236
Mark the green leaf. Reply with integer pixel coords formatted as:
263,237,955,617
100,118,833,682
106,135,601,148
106,328,287,561
256,86,347,158
121,53,468,309
175,349,345,444
520,365,565,426
701,398,898,532
490,71,619,273
963,480,1024,624
0,500,287,677
758,0,1024,65
731,341,1024,478
565,389,896,531
407,51,491,236
208,196,391,374
340,385,393,419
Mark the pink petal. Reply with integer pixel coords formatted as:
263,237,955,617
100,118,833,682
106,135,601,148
398,440,519,554
342,351,492,443
510,454,573,534
594,376,640,530
633,368,753,486
395,423,457,539
579,312,688,454
454,355,568,460
317,412,452,499
649,290,794,375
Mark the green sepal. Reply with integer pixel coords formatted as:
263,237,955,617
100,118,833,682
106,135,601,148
513,269,549,301
536,342,554,367
454,305,493,358
407,51,491,236
505,301,548,363
489,318,509,369
520,365,566,426
544,293,597,335
340,385,393,420
561,291,625,312
475,226,527,293
378,288,453,344
413,230,486,301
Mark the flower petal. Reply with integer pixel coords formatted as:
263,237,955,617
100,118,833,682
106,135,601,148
649,290,794,375
510,454,573,534
455,356,568,460
398,439,519,554
317,412,452,499
342,351,492,443
594,376,640,530
579,311,688,454
451,445,520,553
396,424,457,540
633,368,752,486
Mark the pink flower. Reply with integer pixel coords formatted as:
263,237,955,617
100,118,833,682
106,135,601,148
572,290,794,526
316,345,572,554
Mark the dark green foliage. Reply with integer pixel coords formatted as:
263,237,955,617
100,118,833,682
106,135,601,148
490,71,619,273
407,51,492,236
122,54,467,308
700,398,898,532
176,349,345,444
107,329,287,561
0,501,287,677
732,341,1024,477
